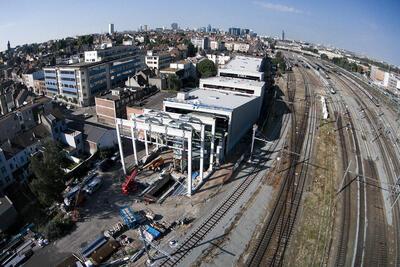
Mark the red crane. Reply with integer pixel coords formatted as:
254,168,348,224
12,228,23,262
122,167,138,195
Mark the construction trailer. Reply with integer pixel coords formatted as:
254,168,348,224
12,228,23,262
116,109,218,196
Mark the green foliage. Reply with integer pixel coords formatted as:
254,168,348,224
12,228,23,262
331,57,364,73
320,53,329,60
168,74,182,91
99,147,114,159
77,35,94,47
43,213,74,240
271,52,286,74
301,47,319,54
196,59,217,78
29,141,66,206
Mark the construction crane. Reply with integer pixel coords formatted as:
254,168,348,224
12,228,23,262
122,167,138,195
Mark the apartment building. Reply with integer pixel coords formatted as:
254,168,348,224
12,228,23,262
95,86,157,126
145,51,174,71
43,45,143,106
191,37,210,50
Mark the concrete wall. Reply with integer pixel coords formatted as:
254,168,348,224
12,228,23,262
0,196,17,231
227,97,260,152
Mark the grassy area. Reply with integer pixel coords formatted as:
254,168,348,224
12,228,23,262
284,115,338,266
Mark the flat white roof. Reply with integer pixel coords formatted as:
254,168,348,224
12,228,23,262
200,76,265,89
164,88,258,112
222,56,263,73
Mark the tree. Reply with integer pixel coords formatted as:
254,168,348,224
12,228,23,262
196,59,217,78
187,42,197,57
29,141,66,206
320,53,329,60
77,35,93,47
168,74,182,91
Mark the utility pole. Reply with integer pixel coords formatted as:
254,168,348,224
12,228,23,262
138,226,173,265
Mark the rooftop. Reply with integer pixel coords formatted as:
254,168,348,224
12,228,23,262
0,124,50,159
66,120,114,143
200,76,265,88
222,56,264,73
164,88,257,112
96,87,143,101
131,91,177,110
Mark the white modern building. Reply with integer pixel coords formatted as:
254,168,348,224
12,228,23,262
200,76,265,97
210,40,224,51
145,51,174,71
109,23,115,35
233,43,250,53
191,37,210,50
164,89,260,155
206,54,231,66
22,70,44,90
218,56,265,81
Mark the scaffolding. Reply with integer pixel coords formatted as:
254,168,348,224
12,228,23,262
115,110,217,196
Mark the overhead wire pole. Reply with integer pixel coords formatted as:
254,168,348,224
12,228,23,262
337,160,352,194
116,120,127,175
391,176,400,209
138,227,173,264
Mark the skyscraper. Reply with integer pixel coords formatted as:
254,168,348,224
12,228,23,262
7,41,10,51
109,23,115,35
282,30,285,41
229,27,241,36
171,22,178,30
207,24,212,33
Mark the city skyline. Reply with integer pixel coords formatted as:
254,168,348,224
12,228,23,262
0,0,399,66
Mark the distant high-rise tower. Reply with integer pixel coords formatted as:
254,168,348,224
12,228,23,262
171,22,178,30
109,23,115,35
7,41,10,51
282,30,285,41
207,24,212,33
144,25,148,31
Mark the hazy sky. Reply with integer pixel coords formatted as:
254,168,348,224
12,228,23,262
1,0,399,65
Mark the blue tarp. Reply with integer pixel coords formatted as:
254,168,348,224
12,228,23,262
145,225,161,239
81,235,107,258
191,171,199,180
120,206,143,229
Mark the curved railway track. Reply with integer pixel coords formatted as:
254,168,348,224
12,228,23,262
333,74,390,266
245,67,317,267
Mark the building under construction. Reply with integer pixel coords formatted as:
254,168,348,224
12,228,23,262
116,55,266,196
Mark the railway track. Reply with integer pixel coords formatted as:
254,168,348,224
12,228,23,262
333,74,389,266
245,67,316,266
158,85,289,267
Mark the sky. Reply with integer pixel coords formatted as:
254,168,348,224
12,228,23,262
1,0,399,65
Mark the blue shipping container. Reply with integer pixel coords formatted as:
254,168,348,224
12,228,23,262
145,226,161,239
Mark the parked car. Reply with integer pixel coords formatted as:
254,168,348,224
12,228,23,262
169,240,178,248
83,113,92,119
83,176,103,195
